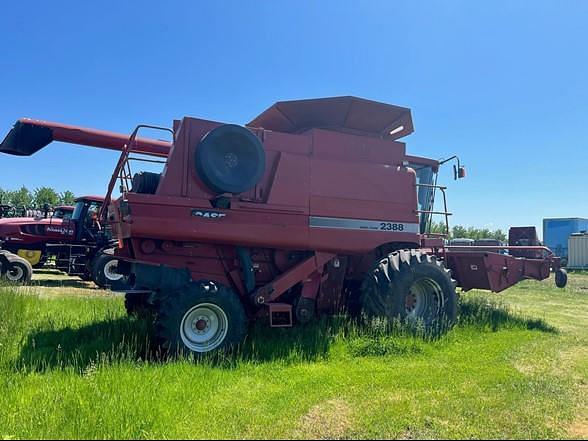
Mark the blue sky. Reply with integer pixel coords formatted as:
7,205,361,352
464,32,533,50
1,1,586,237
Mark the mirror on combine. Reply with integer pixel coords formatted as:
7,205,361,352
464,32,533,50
454,165,467,179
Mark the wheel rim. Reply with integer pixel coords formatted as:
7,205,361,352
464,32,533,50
405,277,444,322
6,265,24,282
180,303,229,353
104,259,124,281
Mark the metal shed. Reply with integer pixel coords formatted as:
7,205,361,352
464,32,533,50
568,233,588,269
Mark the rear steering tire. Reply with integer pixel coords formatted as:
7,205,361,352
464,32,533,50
92,253,130,290
154,281,247,356
360,250,457,333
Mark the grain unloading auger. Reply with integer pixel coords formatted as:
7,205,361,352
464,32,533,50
0,118,171,157
0,97,567,356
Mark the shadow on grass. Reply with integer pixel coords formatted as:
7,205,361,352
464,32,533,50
15,296,557,372
17,317,154,372
17,317,336,372
458,296,558,333
32,278,94,289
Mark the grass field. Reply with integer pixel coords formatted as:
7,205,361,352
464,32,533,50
0,270,586,439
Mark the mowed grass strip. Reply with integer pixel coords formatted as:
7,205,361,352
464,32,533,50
0,273,586,439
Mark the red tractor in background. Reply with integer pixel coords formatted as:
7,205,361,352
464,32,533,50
0,204,73,267
0,195,129,287
0,96,567,355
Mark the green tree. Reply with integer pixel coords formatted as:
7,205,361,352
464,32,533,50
59,190,76,206
429,220,450,235
8,186,33,208
452,225,468,239
33,187,60,208
492,229,507,242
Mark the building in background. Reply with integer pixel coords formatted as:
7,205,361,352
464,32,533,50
543,218,588,265
568,233,588,269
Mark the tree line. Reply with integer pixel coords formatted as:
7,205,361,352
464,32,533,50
0,186,76,209
429,221,507,242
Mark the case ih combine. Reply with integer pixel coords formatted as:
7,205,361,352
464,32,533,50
0,96,567,355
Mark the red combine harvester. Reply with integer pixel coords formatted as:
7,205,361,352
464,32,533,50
0,97,567,355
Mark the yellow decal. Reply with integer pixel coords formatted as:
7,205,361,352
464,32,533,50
17,249,42,266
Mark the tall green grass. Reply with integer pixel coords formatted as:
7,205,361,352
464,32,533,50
0,277,585,439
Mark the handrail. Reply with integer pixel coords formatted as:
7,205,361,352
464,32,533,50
99,124,174,221
415,182,451,236
415,183,447,190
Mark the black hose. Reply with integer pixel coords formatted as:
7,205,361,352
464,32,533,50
237,247,255,293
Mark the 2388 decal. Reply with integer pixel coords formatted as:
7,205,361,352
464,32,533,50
379,222,404,231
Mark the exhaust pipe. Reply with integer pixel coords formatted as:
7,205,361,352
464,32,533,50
0,119,172,157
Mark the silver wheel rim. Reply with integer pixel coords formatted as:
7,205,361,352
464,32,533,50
180,303,229,353
405,277,444,321
6,265,24,282
104,259,123,281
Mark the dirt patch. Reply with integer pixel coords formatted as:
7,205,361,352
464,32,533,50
295,398,354,440
568,417,588,439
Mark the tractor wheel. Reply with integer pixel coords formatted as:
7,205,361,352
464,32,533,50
92,253,130,290
154,281,247,357
3,255,33,284
360,250,457,333
124,291,154,318
555,268,568,289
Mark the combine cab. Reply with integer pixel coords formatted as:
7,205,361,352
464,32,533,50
0,96,566,355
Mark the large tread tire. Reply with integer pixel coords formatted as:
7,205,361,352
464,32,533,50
131,172,161,194
360,250,457,334
92,253,130,290
154,281,247,357
3,255,33,284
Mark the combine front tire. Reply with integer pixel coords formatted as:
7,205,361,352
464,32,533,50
154,281,247,356
2,255,33,284
360,250,457,333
